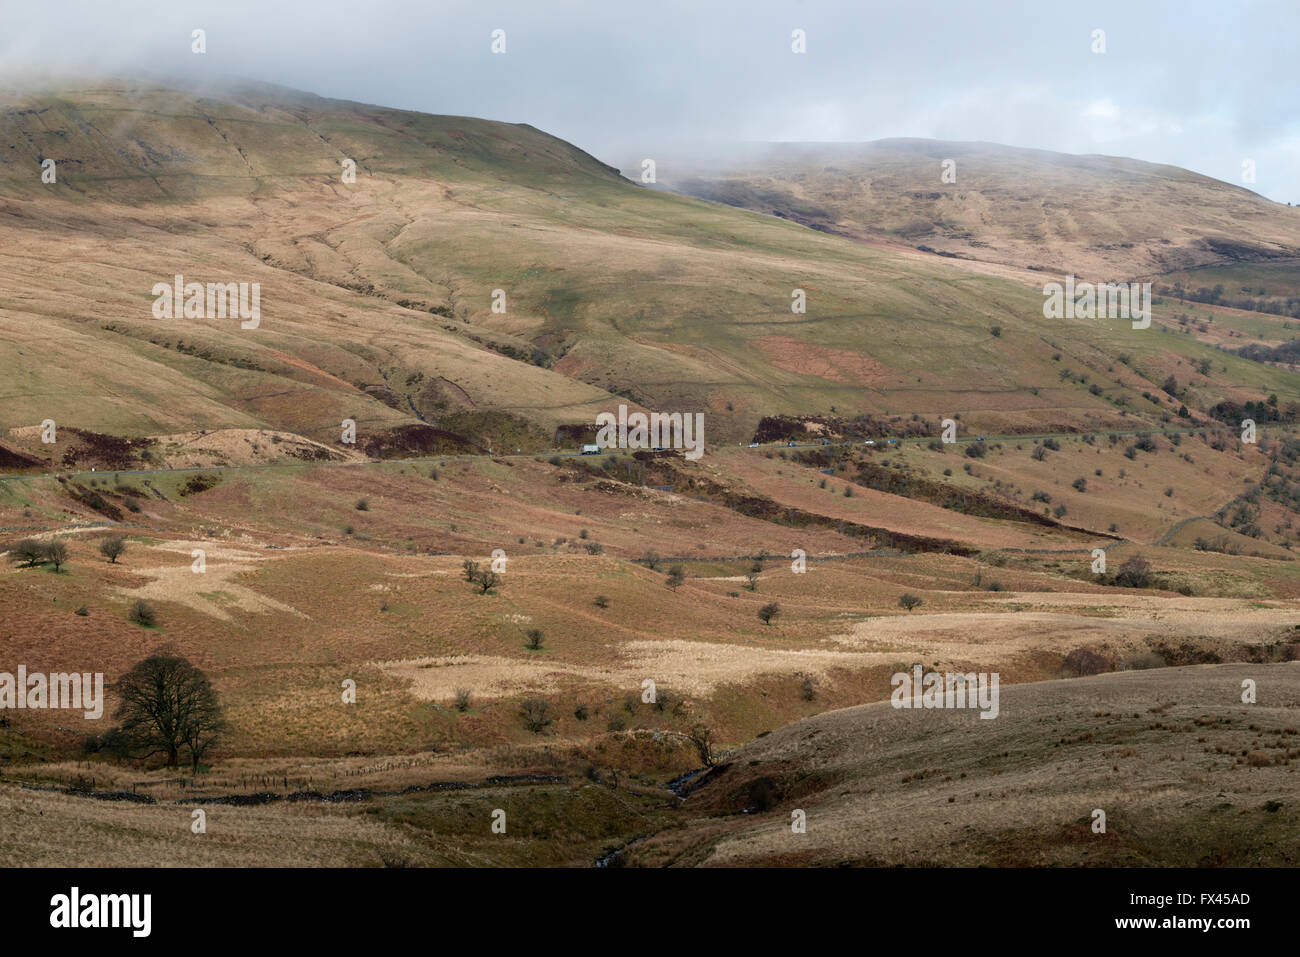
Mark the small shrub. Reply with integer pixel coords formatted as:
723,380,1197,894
454,688,472,712
520,698,552,733
593,594,610,608
1124,651,1166,671
128,599,157,627
899,593,922,612
1061,647,1113,677
758,601,780,625
178,473,220,496
1114,554,1152,588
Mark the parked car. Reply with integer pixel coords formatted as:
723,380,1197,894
748,442,760,448
581,444,601,455
863,440,875,446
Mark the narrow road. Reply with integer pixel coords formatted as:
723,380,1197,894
0,422,1279,485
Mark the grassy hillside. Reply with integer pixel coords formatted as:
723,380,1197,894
4,81,1296,458
3,78,1300,869
651,139,1300,281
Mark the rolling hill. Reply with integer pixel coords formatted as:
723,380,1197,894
3,77,1300,870
646,139,1300,281
4,79,1298,465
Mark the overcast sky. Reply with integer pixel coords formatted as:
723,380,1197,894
3,0,1296,202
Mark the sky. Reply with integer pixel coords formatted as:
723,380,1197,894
2,0,1296,202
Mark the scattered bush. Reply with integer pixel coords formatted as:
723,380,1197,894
454,688,472,712
178,473,220,496
520,698,552,733
1114,554,1153,588
44,540,68,572
128,599,157,627
1124,651,1166,671
758,602,780,625
899,593,923,612
99,534,127,564
1061,647,1113,677
9,538,46,568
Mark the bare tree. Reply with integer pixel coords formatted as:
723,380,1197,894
8,539,46,568
520,698,552,733
113,652,225,769
99,534,127,564
688,723,715,767
44,540,68,572
472,567,500,595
